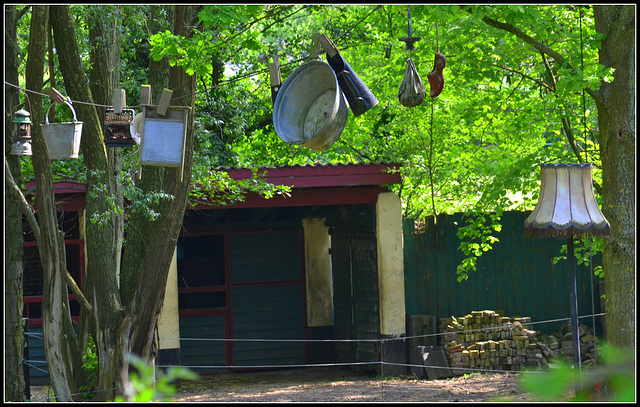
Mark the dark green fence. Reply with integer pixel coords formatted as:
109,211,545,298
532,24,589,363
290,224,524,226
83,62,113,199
403,211,604,336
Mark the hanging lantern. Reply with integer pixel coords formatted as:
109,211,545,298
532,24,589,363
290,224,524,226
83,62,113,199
104,108,136,147
524,163,611,238
524,162,610,370
10,109,33,156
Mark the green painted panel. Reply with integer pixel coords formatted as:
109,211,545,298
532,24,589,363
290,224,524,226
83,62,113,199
230,231,302,283
25,327,48,382
232,284,304,366
403,211,603,336
179,315,226,373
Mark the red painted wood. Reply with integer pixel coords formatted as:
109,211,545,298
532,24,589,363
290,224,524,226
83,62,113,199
26,163,401,212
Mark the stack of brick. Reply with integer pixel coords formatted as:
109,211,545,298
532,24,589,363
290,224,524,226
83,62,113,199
539,322,600,367
439,310,550,375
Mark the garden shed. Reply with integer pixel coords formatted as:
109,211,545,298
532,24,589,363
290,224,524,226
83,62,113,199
158,162,406,374
21,162,406,383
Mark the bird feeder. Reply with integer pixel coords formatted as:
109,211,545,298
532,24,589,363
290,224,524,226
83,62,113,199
10,108,33,156
41,99,83,160
104,108,136,147
139,104,190,168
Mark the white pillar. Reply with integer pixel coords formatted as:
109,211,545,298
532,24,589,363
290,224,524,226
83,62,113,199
376,192,405,336
303,218,334,327
157,247,181,353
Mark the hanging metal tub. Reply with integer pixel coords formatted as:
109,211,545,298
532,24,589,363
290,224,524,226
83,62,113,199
41,100,83,160
273,60,348,151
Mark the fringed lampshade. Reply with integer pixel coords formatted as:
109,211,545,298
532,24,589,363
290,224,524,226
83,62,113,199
524,162,610,371
524,163,611,238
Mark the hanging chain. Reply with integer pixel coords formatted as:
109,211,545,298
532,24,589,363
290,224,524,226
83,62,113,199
435,22,440,54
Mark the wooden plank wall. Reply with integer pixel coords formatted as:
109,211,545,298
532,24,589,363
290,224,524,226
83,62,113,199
403,211,604,337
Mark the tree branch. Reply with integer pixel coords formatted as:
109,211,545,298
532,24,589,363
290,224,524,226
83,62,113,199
5,157,41,241
462,6,602,103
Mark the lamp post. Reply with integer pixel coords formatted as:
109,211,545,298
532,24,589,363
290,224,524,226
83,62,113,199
524,163,610,369
10,109,33,156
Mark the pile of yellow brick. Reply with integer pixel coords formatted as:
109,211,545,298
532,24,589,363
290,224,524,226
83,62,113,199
439,310,548,375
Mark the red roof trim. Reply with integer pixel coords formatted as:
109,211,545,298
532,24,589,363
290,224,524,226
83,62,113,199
191,186,388,209
219,162,402,188
24,163,402,211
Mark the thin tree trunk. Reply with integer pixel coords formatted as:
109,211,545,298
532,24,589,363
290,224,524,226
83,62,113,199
25,5,82,402
593,5,635,351
4,4,26,401
121,4,199,364
49,5,126,401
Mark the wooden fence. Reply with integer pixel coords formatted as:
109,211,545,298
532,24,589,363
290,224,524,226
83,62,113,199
403,211,604,336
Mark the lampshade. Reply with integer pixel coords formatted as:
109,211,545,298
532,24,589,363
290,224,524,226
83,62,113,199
524,163,611,238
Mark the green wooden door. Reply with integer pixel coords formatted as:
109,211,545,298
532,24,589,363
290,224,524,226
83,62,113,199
330,231,380,370
229,231,306,367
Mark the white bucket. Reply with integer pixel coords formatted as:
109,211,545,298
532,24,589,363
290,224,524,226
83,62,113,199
41,101,83,160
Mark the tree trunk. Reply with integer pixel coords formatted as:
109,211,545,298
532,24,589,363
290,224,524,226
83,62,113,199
49,5,125,401
26,5,82,402
4,4,26,402
49,5,199,400
121,4,199,364
593,5,635,351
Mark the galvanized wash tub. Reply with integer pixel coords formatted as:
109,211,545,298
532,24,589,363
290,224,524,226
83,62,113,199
273,60,348,151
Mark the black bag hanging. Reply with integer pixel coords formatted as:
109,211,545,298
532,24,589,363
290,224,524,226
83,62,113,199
398,7,426,108
398,57,426,107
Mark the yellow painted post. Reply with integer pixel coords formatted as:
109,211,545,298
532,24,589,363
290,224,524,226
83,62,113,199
376,192,406,336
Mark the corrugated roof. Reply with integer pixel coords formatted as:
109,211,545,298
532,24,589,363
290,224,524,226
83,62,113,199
214,161,402,188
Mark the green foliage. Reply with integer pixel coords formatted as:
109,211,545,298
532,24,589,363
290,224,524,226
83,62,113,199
189,168,290,208
456,211,503,281
114,354,198,402
520,343,635,402
78,335,99,399
552,236,605,279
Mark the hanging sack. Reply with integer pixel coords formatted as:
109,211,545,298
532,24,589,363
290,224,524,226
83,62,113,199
398,57,426,108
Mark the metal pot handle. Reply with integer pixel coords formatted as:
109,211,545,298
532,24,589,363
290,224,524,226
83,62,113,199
44,97,77,124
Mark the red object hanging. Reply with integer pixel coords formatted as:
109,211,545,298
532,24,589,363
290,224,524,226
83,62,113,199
427,53,446,98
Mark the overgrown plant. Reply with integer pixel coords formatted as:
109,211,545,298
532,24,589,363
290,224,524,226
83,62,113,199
114,354,198,402
552,236,605,279
78,335,98,399
520,343,635,402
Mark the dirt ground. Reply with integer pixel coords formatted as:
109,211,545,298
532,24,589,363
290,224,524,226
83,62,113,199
27,367,539,402
171,367,535,403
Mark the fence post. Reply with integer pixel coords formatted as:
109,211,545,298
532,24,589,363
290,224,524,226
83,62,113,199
22,318,30,401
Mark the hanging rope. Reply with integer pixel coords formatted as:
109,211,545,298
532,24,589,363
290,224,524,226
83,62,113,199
579,5,599,357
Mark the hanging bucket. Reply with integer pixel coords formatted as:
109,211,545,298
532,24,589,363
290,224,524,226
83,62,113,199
41,100,83,160
273,60,348,151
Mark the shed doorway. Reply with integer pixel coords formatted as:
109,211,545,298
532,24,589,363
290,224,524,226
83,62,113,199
330,230,381,371
177,230,306,372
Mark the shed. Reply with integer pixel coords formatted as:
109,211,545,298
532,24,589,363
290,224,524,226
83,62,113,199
20,162,406,382
158,162,406,374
